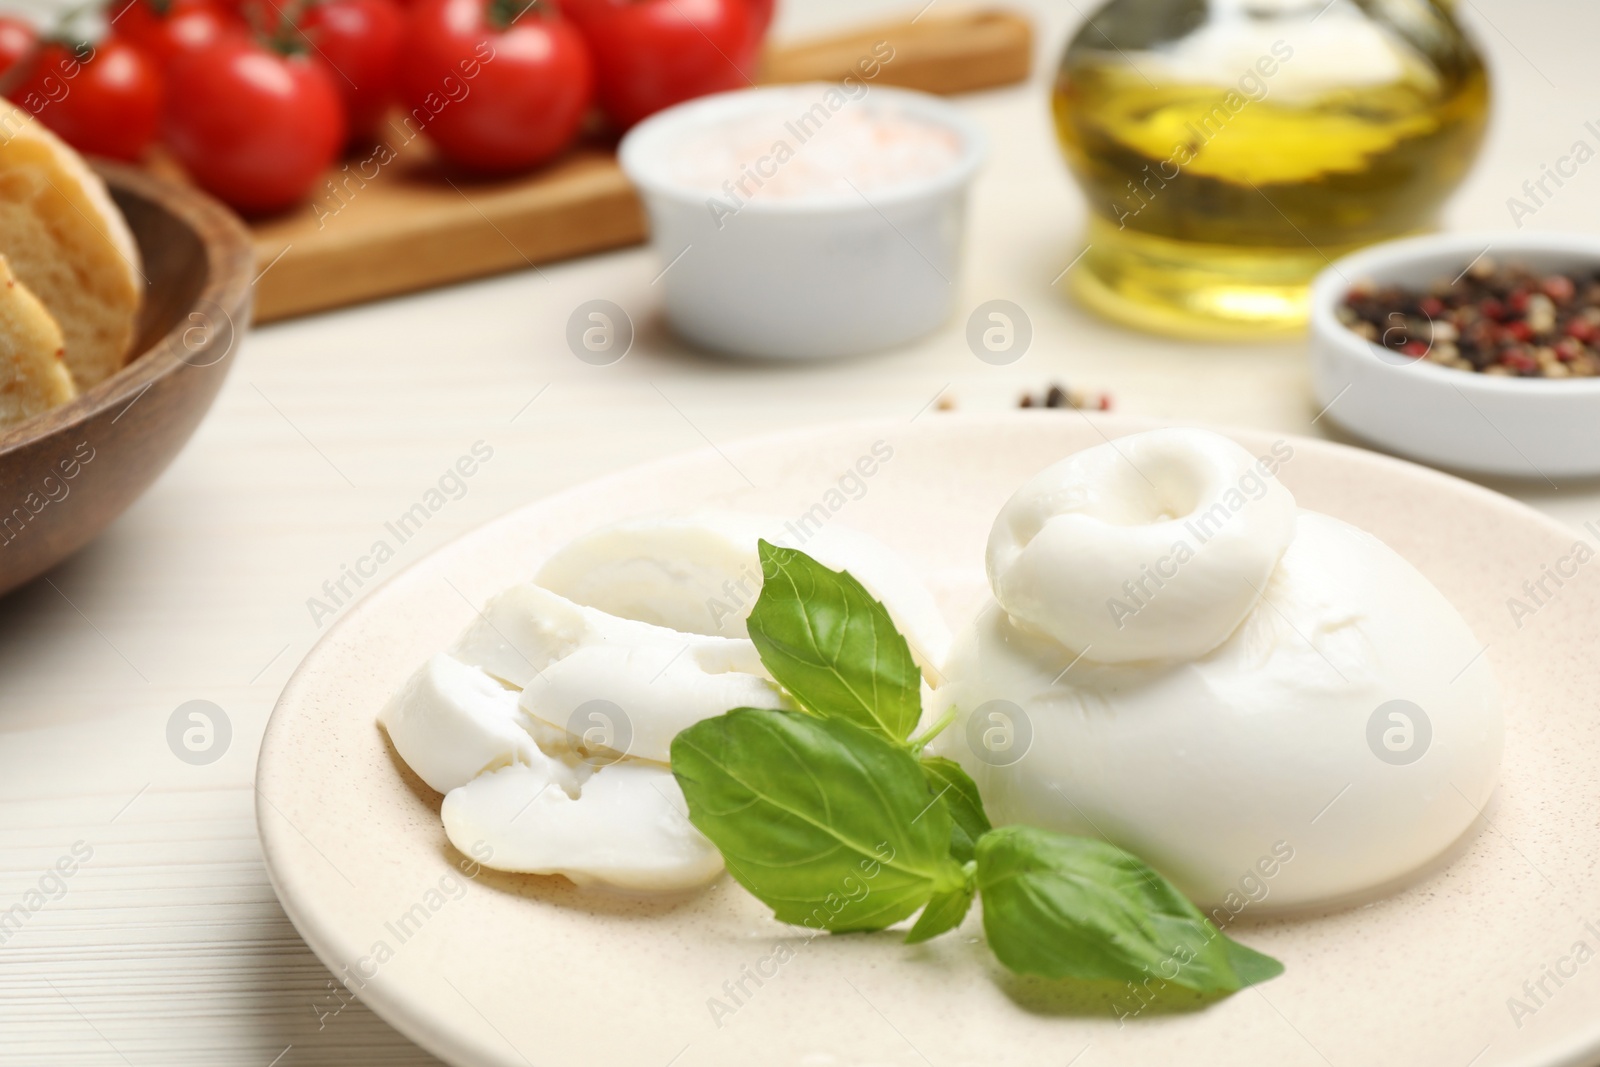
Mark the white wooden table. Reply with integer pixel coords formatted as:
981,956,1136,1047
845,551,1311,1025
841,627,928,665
2,1,1596,1063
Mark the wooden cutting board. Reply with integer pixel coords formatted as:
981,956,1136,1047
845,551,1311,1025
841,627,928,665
241,6,1033,322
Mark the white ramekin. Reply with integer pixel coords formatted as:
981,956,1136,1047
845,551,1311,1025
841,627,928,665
618,84,986,360
1308,232,1600,480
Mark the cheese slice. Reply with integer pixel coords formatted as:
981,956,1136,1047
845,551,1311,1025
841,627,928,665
535,512,954,675
0,252,74,429
379,652,592,797
0,101,142,388
441,761,725,891
449,582,787,764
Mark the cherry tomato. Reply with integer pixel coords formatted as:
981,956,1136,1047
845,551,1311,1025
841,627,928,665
0,16,38,80
109,0,243,68
558,0,768,50
399,0,593,174
574,0,753,129
163,37,345,213
299,0,403,144
12,37,162,161
744,0,774,54
550,0,606,19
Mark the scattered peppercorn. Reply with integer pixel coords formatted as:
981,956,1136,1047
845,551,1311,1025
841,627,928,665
1018,383,1113,410
1338,258,1600,379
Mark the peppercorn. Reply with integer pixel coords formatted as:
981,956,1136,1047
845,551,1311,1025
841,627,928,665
1339,261,1600,379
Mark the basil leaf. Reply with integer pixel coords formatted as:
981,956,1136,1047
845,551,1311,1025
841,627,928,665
902,760,986,940
672,707,964,933
975,826,1280,993
919,756,991,864
746,541,922,743
1223,937,1286,987
905,866,976,944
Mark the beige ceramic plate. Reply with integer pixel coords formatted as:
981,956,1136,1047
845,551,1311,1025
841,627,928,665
258,414,1600,1067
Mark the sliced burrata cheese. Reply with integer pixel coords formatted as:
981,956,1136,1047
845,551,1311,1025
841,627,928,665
936,509,1503,910
533,511,953,673
517,642,788,765
441,760,724,891
378,653,588,796
450,582,788,763
386,508,966,894
446,582,590,691
987,427,1296,664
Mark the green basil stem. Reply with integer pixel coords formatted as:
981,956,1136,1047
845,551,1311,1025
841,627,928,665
907,702,959,754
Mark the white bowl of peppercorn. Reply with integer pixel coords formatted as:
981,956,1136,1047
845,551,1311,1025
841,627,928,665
1309,232,1600,481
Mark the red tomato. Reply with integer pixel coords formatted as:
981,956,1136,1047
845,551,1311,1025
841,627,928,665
398,0,593,174
0,16,37,80
109,0,243,67
163,37,345,213
550,0,607,20
558,0,769,48
744,0,774,52
300,0,404,144
575,0,753,130
12,38,162,161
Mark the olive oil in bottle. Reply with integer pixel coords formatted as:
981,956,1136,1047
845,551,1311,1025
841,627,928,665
1052,0,1489,338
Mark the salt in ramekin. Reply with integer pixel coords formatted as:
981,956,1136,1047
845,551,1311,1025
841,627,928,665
618,83,987,360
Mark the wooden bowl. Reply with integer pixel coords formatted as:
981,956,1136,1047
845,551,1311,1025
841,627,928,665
0,161,254,597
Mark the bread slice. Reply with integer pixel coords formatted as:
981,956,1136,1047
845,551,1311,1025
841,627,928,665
0,252,75,430
0,101,142,389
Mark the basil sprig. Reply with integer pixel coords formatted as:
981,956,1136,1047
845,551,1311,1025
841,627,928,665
976,827,1283,991
919,755,991,864
671,541,1282,996
745,540,923,743
672,708,965,933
